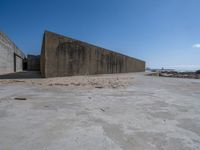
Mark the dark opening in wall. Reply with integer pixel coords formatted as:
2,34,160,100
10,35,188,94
14,53,16,72
23,58,28,70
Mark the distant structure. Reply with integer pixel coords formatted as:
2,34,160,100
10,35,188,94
0,31,145,77
41,31,145,77
27,55,40,71
0,32,25,75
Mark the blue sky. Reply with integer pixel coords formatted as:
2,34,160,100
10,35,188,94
1,0,200,70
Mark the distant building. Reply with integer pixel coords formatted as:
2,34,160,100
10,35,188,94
0,32,25,75
27,55,40,71
41,31,145,77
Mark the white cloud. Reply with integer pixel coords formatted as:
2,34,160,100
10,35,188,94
193,44,200,48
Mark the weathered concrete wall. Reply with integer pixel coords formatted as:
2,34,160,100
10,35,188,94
41,31,145,77
15,55,23,72
0,32,25,75
27,55,40,71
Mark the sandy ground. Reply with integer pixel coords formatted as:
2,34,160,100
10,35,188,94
0,73,134,89
0,72,200,150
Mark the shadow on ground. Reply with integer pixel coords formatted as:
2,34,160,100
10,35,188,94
0,71,42,79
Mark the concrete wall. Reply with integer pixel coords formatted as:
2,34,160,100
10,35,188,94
15,55,23,72
41,31,145,78
0,32,25,75
27,55,40,71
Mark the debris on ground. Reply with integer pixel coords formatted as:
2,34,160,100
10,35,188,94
95,86,103,89
14,97,27,100
0,73,134,89
100,108,105,112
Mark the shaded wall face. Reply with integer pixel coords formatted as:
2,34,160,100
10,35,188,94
15,55,23,72
0,33,24,75
41,32,145,77
27,55,40,71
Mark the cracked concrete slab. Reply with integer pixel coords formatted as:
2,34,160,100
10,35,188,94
0,73,200,150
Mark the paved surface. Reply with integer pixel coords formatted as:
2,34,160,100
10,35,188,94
0,73,200,150
0,71,41,79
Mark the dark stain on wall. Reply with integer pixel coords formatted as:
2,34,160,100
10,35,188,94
57,41,86,76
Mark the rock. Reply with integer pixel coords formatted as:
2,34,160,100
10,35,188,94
196,70,200,74
14,97,27,100
100,108,105,112
159,73,173,77
159,71,199,79
54,83,69,86
111,84,118,88
196,74,200,79
95,86,103,88
71,83,80,86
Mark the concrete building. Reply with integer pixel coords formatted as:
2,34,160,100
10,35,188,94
27,55,40,71
0,32,25,75
41,31,145,77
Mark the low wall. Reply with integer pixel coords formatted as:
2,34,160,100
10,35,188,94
41,31,145,77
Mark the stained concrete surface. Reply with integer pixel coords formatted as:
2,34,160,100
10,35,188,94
0,73,200,150
41,31,145,77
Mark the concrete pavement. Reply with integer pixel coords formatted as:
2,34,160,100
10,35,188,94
0,73,200,150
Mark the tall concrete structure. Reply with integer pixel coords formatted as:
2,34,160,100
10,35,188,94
41,31,145,77
0,32,25,75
